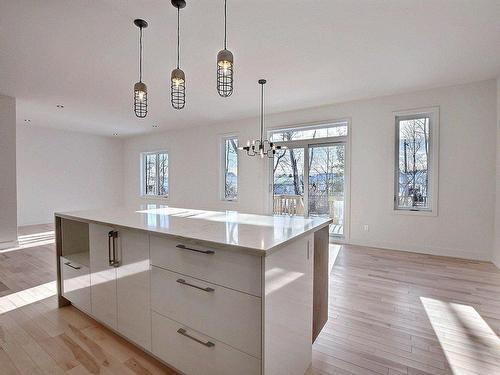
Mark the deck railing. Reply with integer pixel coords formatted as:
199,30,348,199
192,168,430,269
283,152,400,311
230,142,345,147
273,194,305,216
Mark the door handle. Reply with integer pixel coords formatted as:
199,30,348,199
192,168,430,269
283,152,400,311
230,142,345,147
112,231,119,267
177,328,215,348
176,244,215,255
108,230,119,266
176,278,215,293
108,231,114,266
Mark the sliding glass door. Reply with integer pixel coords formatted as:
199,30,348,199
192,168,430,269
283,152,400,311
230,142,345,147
273,148,305,216
308,144,345,236
270,121,349,239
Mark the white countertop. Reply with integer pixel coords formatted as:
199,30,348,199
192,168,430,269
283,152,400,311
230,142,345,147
55,205,332,256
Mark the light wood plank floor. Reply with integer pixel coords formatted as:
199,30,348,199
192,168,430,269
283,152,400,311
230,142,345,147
0,225,177,375
311,245,500,375
1,225,499,374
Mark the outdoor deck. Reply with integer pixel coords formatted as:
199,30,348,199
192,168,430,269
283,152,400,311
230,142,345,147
273,194,344,237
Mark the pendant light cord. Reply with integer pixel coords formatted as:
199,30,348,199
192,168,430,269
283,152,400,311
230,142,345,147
260,82,264,143
224,0,227,49
177,7,180,69
139,26,143,82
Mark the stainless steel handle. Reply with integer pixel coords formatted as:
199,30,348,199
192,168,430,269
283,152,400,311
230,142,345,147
176,244,215,255
64,262,81,270
112,231,119,267
176,278,215,293
108,231,119,266
108,231,114,266
177,328,215,348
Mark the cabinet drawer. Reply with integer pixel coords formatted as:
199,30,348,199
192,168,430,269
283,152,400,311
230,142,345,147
150,235,262,296
151,266,261,358
152,311,261,375
60,257,91,313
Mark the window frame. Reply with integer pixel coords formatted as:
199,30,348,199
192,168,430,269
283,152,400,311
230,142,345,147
393,107,439,216
268,120,349,143
220,134,239,202
140,150,169,199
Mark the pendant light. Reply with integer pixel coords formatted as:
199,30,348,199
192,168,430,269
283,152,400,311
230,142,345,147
171,0,186,110
133,19,148,118
239,79,285,158
217,0,234,97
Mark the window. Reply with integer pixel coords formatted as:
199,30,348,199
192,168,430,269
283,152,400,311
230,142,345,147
394,108,439,213
222,136,238,201
269,121,348,142
142,151,168,197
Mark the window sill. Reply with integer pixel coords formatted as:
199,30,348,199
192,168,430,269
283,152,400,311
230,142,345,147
393,209,437,217
140,195,169,201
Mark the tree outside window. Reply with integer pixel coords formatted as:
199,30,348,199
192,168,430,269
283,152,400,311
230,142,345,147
142,151,168,197
396,116,430,210
223,137,238,200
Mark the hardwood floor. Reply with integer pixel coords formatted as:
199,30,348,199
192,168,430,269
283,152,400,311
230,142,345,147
311,245,500,375
0,225,176,374
1,225,500,374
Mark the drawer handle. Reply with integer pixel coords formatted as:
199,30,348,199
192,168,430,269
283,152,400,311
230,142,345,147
177,328,215,348
64,262,81,270
176,244,215,255
176,278,215,293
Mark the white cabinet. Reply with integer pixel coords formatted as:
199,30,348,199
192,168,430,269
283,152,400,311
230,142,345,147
152,311,261,375
116,230,151,350
89,223,150,347
151,266,261,358
150,235,262,297
60,257,91,313
264,234,313,375
89,223,117,329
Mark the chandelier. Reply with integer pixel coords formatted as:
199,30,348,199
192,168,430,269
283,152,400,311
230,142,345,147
239,79,285,158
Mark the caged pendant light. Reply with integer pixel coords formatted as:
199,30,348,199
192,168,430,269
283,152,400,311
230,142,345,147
133,19,148,118
171,0,186,110
239,79,285,159
217,0,234,97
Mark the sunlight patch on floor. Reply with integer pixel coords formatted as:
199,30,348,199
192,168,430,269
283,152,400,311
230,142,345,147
329,244,341,273
0,281,56,314
420,296,500,374
0,231,55,253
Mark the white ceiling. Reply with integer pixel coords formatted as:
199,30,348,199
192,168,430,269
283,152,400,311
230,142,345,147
1,0,500,136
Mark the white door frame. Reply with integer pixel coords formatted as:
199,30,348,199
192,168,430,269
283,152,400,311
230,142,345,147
266,122,351,243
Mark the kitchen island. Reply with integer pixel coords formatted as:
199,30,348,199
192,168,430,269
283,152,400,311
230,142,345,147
55,205,332,375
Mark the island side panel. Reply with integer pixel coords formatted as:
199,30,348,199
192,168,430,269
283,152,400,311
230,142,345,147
312,225,329,342
55,215,70,307
263,234,314,375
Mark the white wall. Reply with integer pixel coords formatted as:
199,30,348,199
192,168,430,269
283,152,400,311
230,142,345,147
0,95,17,247
494,76,500,268
17,125,124,226
124,80,497,261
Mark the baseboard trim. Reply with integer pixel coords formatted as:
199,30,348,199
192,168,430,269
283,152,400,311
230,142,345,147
493,256,500,270
0,240,19,250
347,239,490,262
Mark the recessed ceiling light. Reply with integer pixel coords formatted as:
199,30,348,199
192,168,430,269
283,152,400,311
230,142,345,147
56,104,64,108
